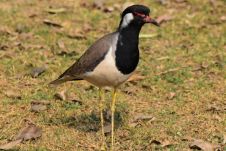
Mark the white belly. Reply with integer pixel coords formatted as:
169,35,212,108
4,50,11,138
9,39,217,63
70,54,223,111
83,47,132,87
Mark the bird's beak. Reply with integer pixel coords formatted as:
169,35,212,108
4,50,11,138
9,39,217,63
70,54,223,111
144,16,160,27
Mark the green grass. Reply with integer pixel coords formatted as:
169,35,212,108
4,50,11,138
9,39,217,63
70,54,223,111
0,0,225,150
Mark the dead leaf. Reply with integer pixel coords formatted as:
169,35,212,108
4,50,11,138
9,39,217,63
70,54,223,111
0,44,9,51
31,100,50,112
0,26,17,36
127,73,145,82
71,99,83,105
4,90,21,99
15,123,42,141
0,139,22,150
15,23,28,33
83,23,93,32
150,139,161,145
67,29,86,39
157,67,184,75
156,0,168,5
175,0,187,3
167,92,176,100
54,90,67,101
103,6,114,13
161,140,174,147
57,50,79,57
131,113,155,123
0,123,42,150
93,0,105,10
189,139,219,151
46,8,66,14
206,104,222,113
43,19,63,28
220,16,226,22
156,14,173,25
103,124,111,134
223,134,226,144
57,40,67,51
150,139,175,148
29,66,46,78
209,0,217,7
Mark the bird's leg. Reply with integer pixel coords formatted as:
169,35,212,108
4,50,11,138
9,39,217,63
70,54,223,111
110,88,117,151
99,88,106,150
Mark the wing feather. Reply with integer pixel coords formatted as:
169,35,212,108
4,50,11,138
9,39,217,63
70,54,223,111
49,32,117,85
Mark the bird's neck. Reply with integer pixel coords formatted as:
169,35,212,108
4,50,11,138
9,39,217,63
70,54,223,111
118,24,142,43
115,24,142,75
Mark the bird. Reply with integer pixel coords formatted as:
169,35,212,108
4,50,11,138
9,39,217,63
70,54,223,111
50,4,159,150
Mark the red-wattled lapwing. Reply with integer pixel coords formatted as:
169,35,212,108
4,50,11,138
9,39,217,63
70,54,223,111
50,4,159,150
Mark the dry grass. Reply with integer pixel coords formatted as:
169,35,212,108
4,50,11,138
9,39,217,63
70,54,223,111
0,0,225,150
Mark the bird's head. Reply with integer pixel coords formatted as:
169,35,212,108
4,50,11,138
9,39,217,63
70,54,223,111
119,5,159,29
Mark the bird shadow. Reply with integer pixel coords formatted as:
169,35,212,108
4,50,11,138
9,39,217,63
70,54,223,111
68,109,125,133
48,107,128,134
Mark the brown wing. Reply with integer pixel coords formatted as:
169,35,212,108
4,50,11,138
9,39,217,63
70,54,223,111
49,32,117,85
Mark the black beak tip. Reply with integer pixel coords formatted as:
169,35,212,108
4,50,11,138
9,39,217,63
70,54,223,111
152,20,160,27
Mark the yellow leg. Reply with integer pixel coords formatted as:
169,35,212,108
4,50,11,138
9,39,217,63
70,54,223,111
99,88,106,150
111,88,117,151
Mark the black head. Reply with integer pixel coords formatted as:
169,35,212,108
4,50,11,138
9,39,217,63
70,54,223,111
119,5,159,28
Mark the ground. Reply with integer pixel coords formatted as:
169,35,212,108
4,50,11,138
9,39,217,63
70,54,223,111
0,0,225,151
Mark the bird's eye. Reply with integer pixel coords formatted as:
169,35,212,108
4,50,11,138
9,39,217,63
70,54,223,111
134,12,146,18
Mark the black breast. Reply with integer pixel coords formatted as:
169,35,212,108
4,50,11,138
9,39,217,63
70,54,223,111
115,27,140,75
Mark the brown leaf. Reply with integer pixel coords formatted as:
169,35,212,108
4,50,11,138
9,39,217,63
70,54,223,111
4,90,21,99
0,26,17,36
0,123,42,150
223,134,226,145
103,124,111,134
156,14,173,25
46,8,66,14
71,99,83,105
67,29,86,39
43,19,63,28
29,66,46,78
157,67,183,75
57,40,67,51
161,140,175,147
150,139,161,145
30,100,50,112
150,139,175,148
15,123,42,141
103,6,114,13
189,139,219,151
156,0,168,5
167,92,176,100
54,90,67,101
0,44,9,51
220,16,226,22
206,104,222,113
83,23,93,32
132,113,155,123
0,139,22,150
175,0,187,3
127,73,145,82
93,0,105,10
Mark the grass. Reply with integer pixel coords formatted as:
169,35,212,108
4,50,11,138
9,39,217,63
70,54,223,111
0,0,225,150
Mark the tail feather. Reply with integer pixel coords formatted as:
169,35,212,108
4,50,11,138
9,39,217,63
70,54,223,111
49,76,73,86
49,75,83,86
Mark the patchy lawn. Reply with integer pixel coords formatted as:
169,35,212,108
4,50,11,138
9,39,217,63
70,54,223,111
0,0,225,150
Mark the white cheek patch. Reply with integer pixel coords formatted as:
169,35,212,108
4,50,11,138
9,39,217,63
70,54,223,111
121,13,134,29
